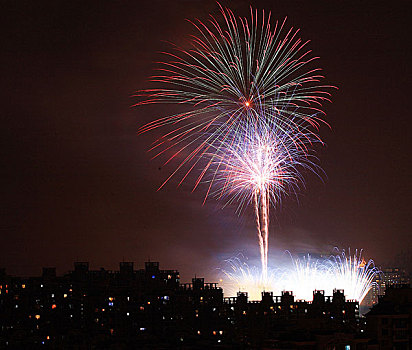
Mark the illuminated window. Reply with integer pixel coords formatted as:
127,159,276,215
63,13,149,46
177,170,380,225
213,331,216,335
63,294,67,298
140,306,144,310
35,315,40,320
51,304,57,309
22,284,26,289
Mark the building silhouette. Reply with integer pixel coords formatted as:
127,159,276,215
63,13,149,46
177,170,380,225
2,260,407,348
366,284,412,349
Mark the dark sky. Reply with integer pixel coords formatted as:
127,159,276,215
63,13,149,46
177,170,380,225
1,0,411,281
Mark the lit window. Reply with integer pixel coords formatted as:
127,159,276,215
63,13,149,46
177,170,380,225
22,284,26,289
219,331,223,335
63,294,67,298
126,312,130,316
35,315,40,320
51,304,57,309
108,302,113,306
213,331,217,335
151,275,155,279
140,327,146,331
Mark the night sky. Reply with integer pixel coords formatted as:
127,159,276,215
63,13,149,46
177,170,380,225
1,1,411,281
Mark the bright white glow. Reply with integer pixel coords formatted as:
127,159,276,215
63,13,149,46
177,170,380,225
221,249,379,303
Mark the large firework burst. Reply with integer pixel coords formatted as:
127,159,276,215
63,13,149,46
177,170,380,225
136,4,333,189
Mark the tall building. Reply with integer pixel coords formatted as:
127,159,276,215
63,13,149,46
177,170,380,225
366,284,412,348
363,267,410,308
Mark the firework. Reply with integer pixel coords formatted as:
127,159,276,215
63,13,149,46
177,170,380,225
137,4,334,281
136,4,333,190
207,113,320,280
221,249,379,303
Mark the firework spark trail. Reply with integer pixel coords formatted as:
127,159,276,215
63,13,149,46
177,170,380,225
221,249,380,303
206,114,320,279
327,249,379,303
